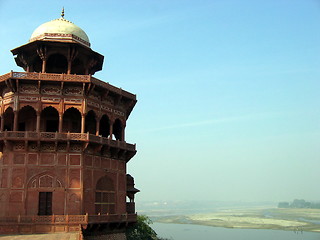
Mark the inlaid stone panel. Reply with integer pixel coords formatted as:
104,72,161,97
40,153,55,165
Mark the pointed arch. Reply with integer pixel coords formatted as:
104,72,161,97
27,172,64,189
95,175,115,214
41,106,59,132
85,110,97,134
113,118,123,140
3,107,14,131
18,105,37,131
99,114,110,138
63,107,81,133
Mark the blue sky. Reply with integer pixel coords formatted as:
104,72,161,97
0,0,319,202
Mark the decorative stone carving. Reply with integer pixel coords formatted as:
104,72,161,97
28,143,38,152
19,96,38,102
70,144,82,152
13,143,25,151
19,84,38,94
114,110,125,117
64,98,82,104
41,97,60,103
101,105,113,113
64,87,82,96
3,88,13,98
40,142,55,151
39,175,53,187
87,100,99,108
41,85,61,95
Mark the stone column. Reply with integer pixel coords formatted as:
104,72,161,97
122,125,125,141
0,115,3,131
41,59,47,73
109,121,113,139
13,111,18,131
96,118,100,136
81,114,86,133
36,112,41,132
59,114,63,133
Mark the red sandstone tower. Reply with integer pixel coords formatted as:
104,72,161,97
0,11,139,239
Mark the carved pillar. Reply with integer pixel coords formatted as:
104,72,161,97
42,60,47,73
109,121,113,139
81,114,85,133
13,111,18,131
67,47,78,74
59,114,63,133
0,115,3,131
37,46,47,73
96,117,100,136
36,112,41,132
122,124,125,141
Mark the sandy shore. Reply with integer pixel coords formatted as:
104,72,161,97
155,208,320,232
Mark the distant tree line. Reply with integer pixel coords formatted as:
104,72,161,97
278,199,320,209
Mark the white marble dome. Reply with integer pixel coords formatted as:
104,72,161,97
30,17,90,47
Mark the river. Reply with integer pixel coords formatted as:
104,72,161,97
152,222,320,240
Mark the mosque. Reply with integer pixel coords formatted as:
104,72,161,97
0,10,139,240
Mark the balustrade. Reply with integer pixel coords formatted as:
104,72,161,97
0,214,136,224
0,131,135,152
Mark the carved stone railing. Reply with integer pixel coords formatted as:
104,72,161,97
88,213,137,224
0,72,136,100
6,71,91,82
0,131,136,152
0,214,137,225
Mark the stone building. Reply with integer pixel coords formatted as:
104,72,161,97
0,11,139,240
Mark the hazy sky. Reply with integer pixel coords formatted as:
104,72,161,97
0,0,319,203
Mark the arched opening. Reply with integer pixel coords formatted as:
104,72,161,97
41,106,59,132
3,107,14,131
113,119,123,140
26,173,64,216
71,58,85,75
18,106,37,131
85,110,96,134
95,176,115,214
63,108,81,133
46,54,68,74
99,114,110,138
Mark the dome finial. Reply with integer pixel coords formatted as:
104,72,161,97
61,7,65,18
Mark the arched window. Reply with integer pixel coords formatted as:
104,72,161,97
3,107,14,131
113,119,123,141
99,114,110,138
41,106,59,132
63,108,81,133
85,110,96,134
18,106,37,131
95,176,115,214
46,54,68,74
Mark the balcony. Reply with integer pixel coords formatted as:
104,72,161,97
0,131,136,152
0,71,136,100
0,213,137,234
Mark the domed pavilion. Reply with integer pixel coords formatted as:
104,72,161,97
0,10,139,240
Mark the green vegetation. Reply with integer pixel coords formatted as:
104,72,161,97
278,199,320,209
126,215,171,240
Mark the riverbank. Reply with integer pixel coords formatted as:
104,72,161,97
155,208,320,233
